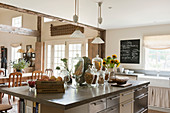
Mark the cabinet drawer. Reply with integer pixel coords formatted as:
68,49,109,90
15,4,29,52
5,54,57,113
120,90,134,103
98,105,119,113
134,93,148,113
120,99,134,113
89,98,106,113
107,94,120,108
134,85,148,98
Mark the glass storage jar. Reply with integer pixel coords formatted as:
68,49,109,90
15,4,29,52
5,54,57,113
71,54,84,88
92,55,103,71
84,65,94,87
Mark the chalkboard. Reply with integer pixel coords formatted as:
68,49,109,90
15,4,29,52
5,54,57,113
120,39,140,64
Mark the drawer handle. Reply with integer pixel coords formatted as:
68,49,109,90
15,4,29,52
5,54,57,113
141,108,148,113
138,94,148,100
137,88,143,91
122,100,134,107
122,91,134,96
108,96,120,100
91,100,104,106
106,107,117,112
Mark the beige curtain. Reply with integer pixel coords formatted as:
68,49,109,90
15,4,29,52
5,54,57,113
10,43,21,48
144,35,170,50
148,86,170,108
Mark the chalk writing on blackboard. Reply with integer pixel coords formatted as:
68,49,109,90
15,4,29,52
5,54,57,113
120,39,140,64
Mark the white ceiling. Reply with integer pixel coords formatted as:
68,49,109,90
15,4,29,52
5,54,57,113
0,0,170,29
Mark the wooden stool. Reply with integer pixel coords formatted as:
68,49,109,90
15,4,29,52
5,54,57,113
8,72,22,105
0,104,12,113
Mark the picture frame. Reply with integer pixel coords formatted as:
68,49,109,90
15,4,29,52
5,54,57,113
26,45,32,52
31,53,36,58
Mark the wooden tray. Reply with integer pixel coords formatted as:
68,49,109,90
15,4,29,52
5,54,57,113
36,81,65,94
111,83,132,87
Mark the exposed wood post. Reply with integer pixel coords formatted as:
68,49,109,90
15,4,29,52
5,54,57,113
35,42,42,71
37,16,41,42
35,16,42,71
100,30,106,58
88,39,98,60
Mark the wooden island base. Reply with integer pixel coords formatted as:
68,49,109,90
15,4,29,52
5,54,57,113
0,81,149,113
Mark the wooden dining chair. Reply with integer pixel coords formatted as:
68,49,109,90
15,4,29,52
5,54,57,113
32,71,43,80
45,69,53,77
0,104,12,113
0,70,4,76
8,72,22,105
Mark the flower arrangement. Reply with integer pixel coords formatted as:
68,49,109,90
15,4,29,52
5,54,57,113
102,54,120,68
12,59,30,71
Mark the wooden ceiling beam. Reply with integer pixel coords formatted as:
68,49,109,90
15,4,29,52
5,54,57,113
0,3,105,31
0,24,39,37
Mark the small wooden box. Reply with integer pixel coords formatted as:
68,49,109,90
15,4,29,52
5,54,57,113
35,81,65,94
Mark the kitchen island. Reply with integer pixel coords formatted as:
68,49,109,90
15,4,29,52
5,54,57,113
0,80,149,113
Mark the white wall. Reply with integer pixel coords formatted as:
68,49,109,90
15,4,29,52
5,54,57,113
0,9,37,71
106,24,170,69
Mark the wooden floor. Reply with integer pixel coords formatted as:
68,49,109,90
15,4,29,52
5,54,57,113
148,110,167,113
1,95,168,113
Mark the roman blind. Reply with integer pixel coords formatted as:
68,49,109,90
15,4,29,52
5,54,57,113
144,35,170,50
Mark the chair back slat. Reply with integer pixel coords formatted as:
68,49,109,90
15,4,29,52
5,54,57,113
9,72,22,88
0,70,4,75
45,69,53,77
32,71,43,80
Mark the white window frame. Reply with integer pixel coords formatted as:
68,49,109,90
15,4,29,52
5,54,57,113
45,39,88,74
12,16,22,28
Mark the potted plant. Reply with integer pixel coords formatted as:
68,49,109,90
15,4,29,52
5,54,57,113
12,59,30,72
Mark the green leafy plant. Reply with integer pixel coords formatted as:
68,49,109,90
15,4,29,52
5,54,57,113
56,58,69,72
12,59,30,71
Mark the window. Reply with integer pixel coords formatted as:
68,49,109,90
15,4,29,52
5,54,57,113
54,44,65,75
47,45,52,69
68,44,82,69
86,43,88,57
46,40,86,75
12,16,22,27
145,48,170,71
11,46,21,62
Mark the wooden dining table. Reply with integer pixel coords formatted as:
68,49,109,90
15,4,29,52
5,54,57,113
0,73,33,84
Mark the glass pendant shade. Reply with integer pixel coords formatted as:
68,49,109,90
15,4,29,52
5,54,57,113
91,36,104,44
70,29,85,38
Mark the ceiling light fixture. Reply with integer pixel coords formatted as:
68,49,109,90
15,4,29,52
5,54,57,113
92,2,105,44
70,0,85,38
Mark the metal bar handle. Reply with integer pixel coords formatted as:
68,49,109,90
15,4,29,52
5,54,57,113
122,91,134,96
91,100,104,106
122,100,134,107
138,94,148,100
141,108,148,113
108,96,120,100
106,107,117,112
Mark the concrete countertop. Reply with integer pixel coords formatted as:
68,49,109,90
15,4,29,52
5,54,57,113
115,72,145,77
0,80,149,110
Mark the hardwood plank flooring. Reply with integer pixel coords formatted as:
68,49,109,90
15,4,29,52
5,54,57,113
148,110,167,113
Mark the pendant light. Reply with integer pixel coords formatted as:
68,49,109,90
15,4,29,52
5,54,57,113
91,2,105,44
70,0,85,38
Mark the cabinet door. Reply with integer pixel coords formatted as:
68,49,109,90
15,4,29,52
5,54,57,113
120,99,134,113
